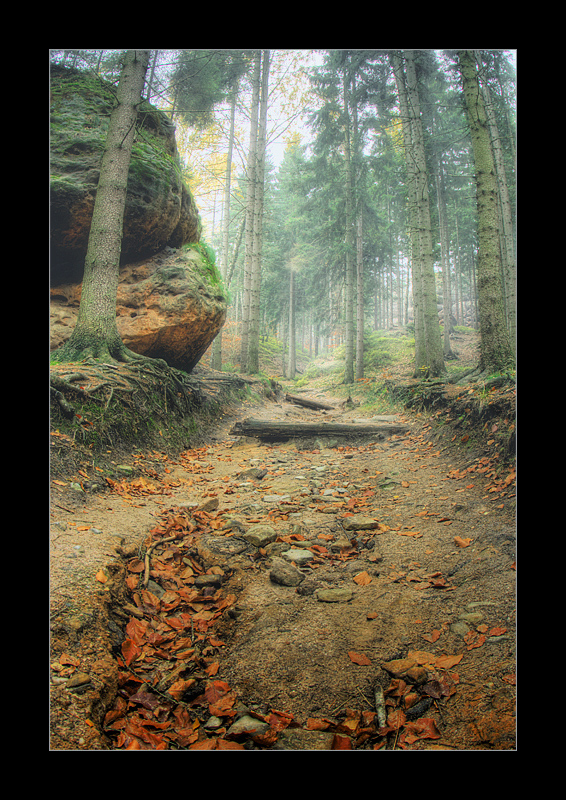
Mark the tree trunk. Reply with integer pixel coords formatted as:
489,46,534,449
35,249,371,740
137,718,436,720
342,70,355,385
211,88,236,371
288,268,296,379
52,49,151,364
475,51,516,353
247,50,270,374
356,208,364,380
231,418,410,441
403,50,445,378
285,393,335,411
458,50,515,374
239,51,261,369
436,167,456,359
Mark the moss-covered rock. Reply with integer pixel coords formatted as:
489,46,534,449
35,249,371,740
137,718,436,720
51,245,227,373
50,64,201,284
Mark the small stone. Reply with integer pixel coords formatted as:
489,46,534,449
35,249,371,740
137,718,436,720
197,497,219,513
116,465,134,475
269,559,304,587
243,524,277,548
342,516,380,532
66,672,91,689
316,588,353,603
262,494,291,504
194,574,223,588
204,716,223,731
458,611,484,624
227,715,270,738
239,467,268,480
284,548,315,564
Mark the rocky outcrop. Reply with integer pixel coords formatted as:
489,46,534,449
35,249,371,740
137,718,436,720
50,245,227,374
50,64,201,284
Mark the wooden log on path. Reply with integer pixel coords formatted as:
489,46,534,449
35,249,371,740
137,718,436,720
285,393,335,411
230,418,410,441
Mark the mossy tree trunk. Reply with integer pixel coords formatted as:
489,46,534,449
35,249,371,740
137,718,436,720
52,49,151,364
458,50,515,374
390,51,445,379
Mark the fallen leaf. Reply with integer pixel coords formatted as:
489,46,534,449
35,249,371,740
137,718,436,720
489,626,507,636
454,536,472,547
95,569,108,583
332,734,352,749
401,717,441,745
353,571,372,585
348,651,372,666
422,629,441,643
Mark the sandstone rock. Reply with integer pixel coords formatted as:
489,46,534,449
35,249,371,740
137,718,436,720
342,516,380,532
269,558,304,587
243,524,277,548
50,64,201,283
50,245,227,373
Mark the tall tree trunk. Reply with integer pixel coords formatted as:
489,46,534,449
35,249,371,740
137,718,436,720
356,208,364,380
342,70,355,385
403,50,445,378
436,167,455,358
458,50,515,374
288,269,296,379
247,50,270,374
52,49,151,364
211,88,236,371
390,52,425,369
239,51,261,369
475,51,516,353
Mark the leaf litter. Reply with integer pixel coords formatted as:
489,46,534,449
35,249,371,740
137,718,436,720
51,385,516,750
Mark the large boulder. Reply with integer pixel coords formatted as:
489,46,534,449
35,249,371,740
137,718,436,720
50,64,201,284
50,245,227,373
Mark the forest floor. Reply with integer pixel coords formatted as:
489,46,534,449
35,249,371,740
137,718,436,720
49,329,516,750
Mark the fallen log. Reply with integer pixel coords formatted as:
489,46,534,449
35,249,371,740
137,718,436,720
230,418,410,441
285,393,335,411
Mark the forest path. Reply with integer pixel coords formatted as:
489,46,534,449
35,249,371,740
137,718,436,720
50,383,516,750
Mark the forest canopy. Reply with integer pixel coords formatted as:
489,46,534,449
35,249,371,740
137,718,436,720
50,49,516,382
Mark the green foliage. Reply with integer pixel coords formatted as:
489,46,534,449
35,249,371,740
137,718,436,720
184,241,228,297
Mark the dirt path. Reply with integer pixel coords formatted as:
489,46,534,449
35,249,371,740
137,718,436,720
50,386,516,750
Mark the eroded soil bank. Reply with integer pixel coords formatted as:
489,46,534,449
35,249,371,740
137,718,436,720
50,374,516,750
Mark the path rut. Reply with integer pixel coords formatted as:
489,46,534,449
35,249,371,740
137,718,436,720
50,388,516,750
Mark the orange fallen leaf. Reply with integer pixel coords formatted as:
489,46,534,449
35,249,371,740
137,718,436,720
454,536,472,547
434,653,463,669
348,651,372,666
95,569,108,583
332,734,352,749
354,571,372,585
422,629,441,643
489,626,507,636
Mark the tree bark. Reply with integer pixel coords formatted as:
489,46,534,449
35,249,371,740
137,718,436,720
342,69,355,385
285,393,335,411
458,50,515,374
403,50,445,378
239,51,261,369
231,418,410,440
474,51,516,353
52,49,151,364
210,87,236,371
247,49,270,374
